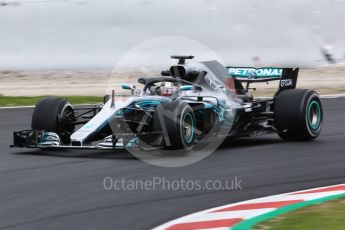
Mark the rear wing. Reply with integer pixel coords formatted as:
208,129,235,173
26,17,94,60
226,67,299,91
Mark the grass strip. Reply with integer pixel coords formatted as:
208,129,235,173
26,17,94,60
231,193,345,230
0,96,103,107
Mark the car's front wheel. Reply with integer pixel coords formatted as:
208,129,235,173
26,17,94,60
31,97,75,145
153,101,196,152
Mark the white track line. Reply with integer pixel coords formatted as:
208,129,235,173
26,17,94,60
0,105,35,109
0,103,98,110
257,93,345,100
153,183,345,230
321,94,345,98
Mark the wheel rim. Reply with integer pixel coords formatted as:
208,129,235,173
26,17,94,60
182,113,195,144
307,100,321,130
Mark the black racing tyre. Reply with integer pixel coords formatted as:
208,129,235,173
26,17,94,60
153,101,196,151
274,89,323,141
31,97,75,145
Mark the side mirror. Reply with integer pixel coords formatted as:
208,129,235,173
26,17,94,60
180,85,194,91
122,83,136,90
180,85,203,91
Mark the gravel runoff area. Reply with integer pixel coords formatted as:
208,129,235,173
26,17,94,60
1,67,345,97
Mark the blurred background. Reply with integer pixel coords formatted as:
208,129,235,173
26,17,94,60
0,0,345,98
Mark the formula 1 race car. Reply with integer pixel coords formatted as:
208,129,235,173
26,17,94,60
12,56,323,153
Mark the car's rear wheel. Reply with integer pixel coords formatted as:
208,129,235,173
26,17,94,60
274,89,323,141
32,97,75,145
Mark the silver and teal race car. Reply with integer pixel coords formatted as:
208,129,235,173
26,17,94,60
12,56,323,153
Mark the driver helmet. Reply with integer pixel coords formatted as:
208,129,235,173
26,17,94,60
160,82,177,96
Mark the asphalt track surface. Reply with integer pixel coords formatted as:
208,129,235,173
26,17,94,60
0,98,344,230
